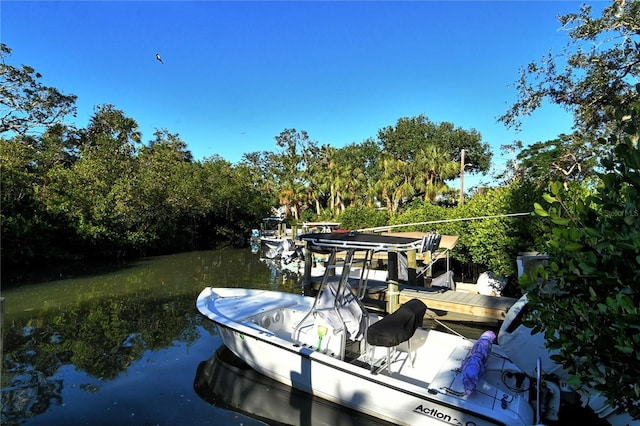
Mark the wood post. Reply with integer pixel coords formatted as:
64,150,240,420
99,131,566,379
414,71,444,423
407,250,417,286
387,251,399,313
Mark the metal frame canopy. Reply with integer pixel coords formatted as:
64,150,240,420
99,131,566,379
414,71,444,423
299,231,426,253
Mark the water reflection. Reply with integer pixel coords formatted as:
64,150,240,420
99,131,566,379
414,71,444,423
194,345,392,426
1,248,301,425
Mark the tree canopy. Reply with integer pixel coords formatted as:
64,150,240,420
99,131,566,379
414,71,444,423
526,93,640,419
0,43,77,135
500,0,640,137
507,1,640,418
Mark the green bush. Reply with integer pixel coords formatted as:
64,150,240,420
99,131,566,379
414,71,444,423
523,93,640,420
336,205,389,231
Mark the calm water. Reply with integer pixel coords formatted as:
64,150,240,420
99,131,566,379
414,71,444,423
1,247,487,426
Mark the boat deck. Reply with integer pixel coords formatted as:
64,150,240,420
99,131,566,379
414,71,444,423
363,326,463,385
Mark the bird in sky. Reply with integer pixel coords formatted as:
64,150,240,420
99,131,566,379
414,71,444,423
155,53,163,64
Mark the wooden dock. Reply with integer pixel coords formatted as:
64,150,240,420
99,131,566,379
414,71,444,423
303,230,516,324
363,284,517,324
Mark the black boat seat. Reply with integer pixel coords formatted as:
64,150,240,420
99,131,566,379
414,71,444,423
367,299,427,374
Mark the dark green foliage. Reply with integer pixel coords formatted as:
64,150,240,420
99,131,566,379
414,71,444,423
390,183,542,278
513,133,602,184
377,114,492,174
336,205,389,231
1,110,273,268
523,91,640,420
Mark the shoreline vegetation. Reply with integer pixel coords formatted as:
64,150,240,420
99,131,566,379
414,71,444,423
2,1,640,419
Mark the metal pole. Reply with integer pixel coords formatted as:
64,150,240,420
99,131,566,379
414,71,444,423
303,242,312,290
356,212,530,233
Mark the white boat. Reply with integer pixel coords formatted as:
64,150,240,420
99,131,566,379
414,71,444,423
197,231,633,426
255,217,289,250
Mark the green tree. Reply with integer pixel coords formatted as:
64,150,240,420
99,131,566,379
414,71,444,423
1,128,82,266
337,205,389,231
133,130,199,252
376,114,491,206
0,44,77,135
458,183,540,277
1,45,80,266
43,105,142,256
500,0,639,136
304,144,334,217
412,144,459,202
501,133,601,187
377,114,492,173
330,143,370,213
525,91,640,420
199,155,272,243
239,150,280,200
376,156,414,215
1,135,43,262
272,129,318,220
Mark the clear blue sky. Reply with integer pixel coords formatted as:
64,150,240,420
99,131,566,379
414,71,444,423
2,1,604,186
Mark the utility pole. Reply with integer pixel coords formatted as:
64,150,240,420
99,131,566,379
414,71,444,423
459,148,465,205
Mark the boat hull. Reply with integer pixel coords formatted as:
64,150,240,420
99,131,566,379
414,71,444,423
197,288,534,426
216,325,510,425
194,346,389,425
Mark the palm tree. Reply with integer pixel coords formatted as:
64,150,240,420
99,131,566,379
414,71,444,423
413,144,458,202
376,156,415,215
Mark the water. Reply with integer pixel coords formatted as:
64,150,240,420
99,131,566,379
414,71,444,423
1,248,302,426
0,248,490,426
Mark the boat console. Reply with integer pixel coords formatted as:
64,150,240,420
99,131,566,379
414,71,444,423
294,231,438,362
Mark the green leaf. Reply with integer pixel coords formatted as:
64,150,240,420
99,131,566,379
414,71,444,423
617,294,634,311
543,193,557,204
579,262,596,275
566,375,582,388
549,181,563,196
551,217,570,226
615,344,634,354
533,202,549,217
565,242,583,251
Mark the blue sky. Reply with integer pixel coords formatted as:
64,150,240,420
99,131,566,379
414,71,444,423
2,1,604,186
